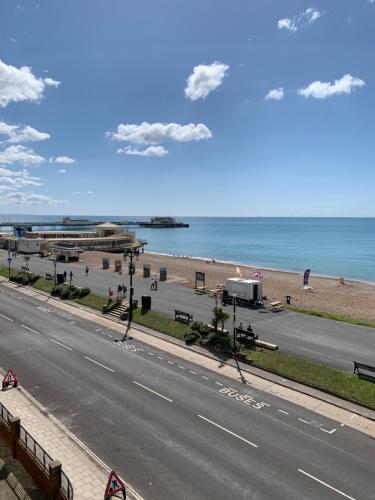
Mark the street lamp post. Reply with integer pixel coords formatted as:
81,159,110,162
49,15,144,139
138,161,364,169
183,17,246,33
232,294,237,358
7,250,12,279
123,243,143,330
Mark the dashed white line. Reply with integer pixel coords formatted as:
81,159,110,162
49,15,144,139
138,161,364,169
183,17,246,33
298,469,356,500
157,356,164,360
298,418,309,425
277,409,289,415
148,352,154,356
198,415,258,448
215,382,223,386
133,381,173,403
21,324,40,335
84,356,115,373
167,361,175,365
320,427,336,434
49,339,73,351
190,371,197,375
0,313,13,322
202,376,209,380
178,365,185,370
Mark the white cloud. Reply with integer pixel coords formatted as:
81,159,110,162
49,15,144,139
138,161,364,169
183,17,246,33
44,77,61,87
107,122,212,145
49,156,75,164
0,145,45,165
0,121,50,143
0,58,59,107
117,145,168,157
0,166,43,187
185,62,229,101
278,7,323,33
0,191,66,205
57,169,67,174
265,87,284,101
298,74,365,99
87,191,93,195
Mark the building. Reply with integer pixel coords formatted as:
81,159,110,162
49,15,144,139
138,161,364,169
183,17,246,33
0,223,146,255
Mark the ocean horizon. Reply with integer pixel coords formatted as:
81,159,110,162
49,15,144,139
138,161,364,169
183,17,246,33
1,215,374,283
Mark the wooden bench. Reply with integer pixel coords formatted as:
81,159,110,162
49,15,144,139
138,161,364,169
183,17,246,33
353,361,375,381
21,266,28,272
45,273,53,280
175,310,193,323
236,327,258,344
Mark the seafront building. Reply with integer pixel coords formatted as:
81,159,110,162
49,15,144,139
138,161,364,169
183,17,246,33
0,222,146,256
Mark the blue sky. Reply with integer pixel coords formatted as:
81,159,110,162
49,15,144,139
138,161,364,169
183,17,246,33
0,0,374,216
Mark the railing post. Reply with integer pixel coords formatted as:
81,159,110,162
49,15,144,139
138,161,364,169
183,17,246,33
9,416,21,458
48,460,62,500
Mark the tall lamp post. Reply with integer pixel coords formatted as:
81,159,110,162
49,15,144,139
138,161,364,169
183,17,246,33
7,249,12,279
123,242,143,330
232,294,237,358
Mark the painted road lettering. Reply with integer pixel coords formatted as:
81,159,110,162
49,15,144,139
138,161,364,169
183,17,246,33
219,387,270,409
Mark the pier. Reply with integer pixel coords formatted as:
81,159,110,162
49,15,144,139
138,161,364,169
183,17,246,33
0,217,189,229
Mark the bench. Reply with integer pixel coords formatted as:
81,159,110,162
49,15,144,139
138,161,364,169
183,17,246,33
21,266,28,272
236,328,258,344
353,361,375,381
175,310,193,323
45,273,53,280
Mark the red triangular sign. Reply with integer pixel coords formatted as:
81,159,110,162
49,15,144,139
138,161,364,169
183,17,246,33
2,369,18,387
104,471,126,497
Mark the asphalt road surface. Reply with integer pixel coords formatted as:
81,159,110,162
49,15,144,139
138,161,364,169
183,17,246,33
2,251,374,372
0,283,374,499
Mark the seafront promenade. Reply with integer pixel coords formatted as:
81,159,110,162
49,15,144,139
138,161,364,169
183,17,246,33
1,249,374,373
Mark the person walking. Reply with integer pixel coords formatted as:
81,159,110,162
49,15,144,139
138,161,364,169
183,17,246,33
69,270,73,285
63,270,67,282
150,278,154,291
154,274,158,291
117,284,122,299
85,265,89,277
122,284,127,298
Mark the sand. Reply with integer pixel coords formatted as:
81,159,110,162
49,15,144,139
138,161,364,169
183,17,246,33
79,251,375,322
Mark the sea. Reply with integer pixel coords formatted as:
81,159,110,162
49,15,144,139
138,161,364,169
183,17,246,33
0,216,374,283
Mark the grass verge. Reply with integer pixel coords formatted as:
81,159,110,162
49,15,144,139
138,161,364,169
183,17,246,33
132,308,186,340
243,348,375,410
288,306,375,329
75,293,108,311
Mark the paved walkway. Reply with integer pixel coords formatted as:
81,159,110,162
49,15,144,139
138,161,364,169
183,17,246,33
0,383,141,500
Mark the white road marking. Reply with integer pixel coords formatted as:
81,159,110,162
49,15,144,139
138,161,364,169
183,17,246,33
198,415,258,448
167,361,174,365
133,381,173,403
277,409,289,415
320,427,336,434
298,418,309,425
178,365,185,370
202,376,209,380
148,352,154,356
158,356,164,360
49,339,73,351
340,423,345,427
21,324,40,335
298,469,356,500
190,371,197,375
215,381,223,386
0,313,13,322
84,356,115,373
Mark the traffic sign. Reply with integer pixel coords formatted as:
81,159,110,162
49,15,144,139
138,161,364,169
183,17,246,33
2,369,18,389
104,470,126,499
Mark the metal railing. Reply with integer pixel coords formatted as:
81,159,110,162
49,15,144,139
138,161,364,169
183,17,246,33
61,469,74,500
0,401,13,426
20,425,54,471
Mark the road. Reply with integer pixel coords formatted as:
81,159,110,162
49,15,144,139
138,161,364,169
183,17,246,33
2,250,374,372
0,283,374,499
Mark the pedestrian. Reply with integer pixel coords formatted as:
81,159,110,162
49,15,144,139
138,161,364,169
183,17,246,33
154,274,158,291
63,270,67,282
69,270,73,284
85,265,89,277
150,278,154,290
122,284,127,298
117,284,122,299
238,322,243,331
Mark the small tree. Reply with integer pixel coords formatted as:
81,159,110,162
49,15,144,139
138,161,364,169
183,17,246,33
212,305,230,333
23,255,30,273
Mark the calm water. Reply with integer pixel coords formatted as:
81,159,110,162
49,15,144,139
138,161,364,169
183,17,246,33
1,216,374,282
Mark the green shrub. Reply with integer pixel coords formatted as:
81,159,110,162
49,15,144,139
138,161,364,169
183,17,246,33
204,332,232,351
59,287,71,300
28,273,40,283
78,287,91,298
185,330,200,345
51,285,63,296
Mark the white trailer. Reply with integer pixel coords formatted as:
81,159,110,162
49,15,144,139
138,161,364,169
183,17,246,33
225,278,262,305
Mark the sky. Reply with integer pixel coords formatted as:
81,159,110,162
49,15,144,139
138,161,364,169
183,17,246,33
0,0,374,217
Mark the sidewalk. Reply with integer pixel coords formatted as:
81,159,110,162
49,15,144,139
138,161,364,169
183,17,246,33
1,277,374,438
0,383,141,500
